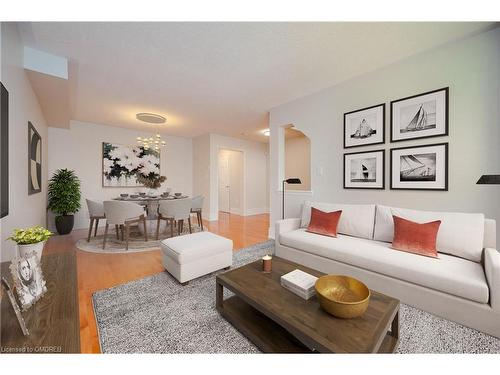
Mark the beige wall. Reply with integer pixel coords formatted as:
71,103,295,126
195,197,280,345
285,134,311,191
269,27,500,237
0,23,49,261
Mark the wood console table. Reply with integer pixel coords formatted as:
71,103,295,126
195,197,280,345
1,252,80,353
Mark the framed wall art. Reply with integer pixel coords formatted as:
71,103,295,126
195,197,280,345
390,143,448,191
28,122,42,195
344,103,385,148
390,87,448,142
344,149,385,189
1,82,8,217
102,142,161,187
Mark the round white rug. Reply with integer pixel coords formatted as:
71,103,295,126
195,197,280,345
76,223,203,254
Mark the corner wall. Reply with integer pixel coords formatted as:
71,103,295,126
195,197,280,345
269,27,500,238
193,133,270,221
0,23,49,261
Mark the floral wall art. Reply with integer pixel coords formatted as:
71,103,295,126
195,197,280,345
102,142,161,187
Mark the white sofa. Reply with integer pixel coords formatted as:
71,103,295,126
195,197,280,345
275,202,500,338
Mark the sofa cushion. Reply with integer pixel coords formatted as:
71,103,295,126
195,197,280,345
374,205,485,262
392,215,441,258
160,232,233,264
279,229,489,304
301,202,375,240
306,208,342,237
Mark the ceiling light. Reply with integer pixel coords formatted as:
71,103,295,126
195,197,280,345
136,113,167,150
136,112,166,124
262,129,270,136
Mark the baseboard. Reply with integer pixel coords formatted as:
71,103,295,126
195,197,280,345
244,207,269,216
230,208,243,215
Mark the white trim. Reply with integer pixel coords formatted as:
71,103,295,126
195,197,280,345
245,207,269,216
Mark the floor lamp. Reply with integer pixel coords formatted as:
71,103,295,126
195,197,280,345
282,178,302,219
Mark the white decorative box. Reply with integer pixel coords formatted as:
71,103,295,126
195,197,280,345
281,269,318,300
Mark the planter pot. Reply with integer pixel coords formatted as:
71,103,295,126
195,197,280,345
17,241,46,261
55,215,75,235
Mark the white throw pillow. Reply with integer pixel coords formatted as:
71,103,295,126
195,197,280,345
374,205,485,262
301,202,376,240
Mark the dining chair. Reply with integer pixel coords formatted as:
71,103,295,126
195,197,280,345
156,199,192,240
190,195,204,230
103,201,148,250
86,199,106,242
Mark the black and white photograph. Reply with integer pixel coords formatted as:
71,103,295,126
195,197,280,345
10,253,47,311
390,87,448,142
391,143,448,190
344,103,385,148
344,149,385,189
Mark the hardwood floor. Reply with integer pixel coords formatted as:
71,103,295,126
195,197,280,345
44,212,270,353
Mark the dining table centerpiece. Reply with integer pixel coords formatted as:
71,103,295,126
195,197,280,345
136,174,167,196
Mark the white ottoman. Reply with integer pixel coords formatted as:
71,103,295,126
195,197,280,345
160,231,233,284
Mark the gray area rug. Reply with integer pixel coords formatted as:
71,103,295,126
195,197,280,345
77,222,202,254
93,240,500,353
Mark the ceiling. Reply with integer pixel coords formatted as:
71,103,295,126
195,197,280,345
18,22,495,142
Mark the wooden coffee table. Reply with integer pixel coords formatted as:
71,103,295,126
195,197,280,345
216,257,399,353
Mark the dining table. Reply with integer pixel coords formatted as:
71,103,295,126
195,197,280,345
112,195,190,220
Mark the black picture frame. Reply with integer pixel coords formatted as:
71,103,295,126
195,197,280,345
390,142,449,191
1,82,9,218
28,122,42,195
343,149,385,190
390,87,449,143
343,103,385,149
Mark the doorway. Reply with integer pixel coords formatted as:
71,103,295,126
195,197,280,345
218,149,244,215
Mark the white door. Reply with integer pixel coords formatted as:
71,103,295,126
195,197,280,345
218,152,230,213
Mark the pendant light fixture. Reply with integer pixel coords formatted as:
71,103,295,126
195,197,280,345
135,112,167,151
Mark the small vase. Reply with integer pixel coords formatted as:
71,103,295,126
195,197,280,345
17,241,46,261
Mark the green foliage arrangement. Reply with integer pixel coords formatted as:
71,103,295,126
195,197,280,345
48,169,82,216
7,225,52,245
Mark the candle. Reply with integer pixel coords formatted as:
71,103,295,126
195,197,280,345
262,255,272,272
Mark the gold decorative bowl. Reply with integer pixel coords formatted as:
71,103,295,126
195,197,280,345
315,275,370,318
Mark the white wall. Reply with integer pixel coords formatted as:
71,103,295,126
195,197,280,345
209,134,269,220
285,135,311,191
47,121,193,230
0,23,49,261
192,133,269,221
269,27,500,238
192,134,211,219
218,149,244,214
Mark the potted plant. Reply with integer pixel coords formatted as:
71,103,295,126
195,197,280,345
7,225,52,260
48,169,81,235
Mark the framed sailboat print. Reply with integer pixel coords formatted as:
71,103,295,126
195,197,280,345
344,149,385,189
390,143,448,190
344,103,385,148
390,87,448,142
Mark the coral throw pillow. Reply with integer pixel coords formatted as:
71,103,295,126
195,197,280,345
392,215,441,258
306,208,342,237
